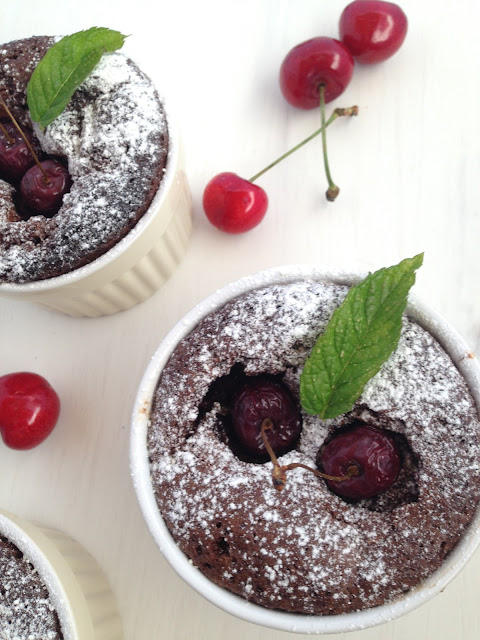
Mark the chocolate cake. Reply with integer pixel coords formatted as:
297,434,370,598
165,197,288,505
0,36,168,283
147,279,480,615
0,534,63,639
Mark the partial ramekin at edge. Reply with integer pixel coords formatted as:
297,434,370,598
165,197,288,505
130,264,480,635
0,509,123,640
0,106,192,318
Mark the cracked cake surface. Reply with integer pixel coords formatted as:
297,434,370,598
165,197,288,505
0,36,168,284
147,278,480,615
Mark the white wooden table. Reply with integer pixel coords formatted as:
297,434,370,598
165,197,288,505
1,1,479,638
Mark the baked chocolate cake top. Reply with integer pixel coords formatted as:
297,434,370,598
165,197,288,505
147,279,480,615
0,36,168,283
0,533,63,639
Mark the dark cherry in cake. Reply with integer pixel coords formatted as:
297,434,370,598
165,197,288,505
147,279,480,615
0,36,168,284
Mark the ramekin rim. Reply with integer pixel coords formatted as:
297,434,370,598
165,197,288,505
0,98,179,293
0,510,78,640
130,263,480,634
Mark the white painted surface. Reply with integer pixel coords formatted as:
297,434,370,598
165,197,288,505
1,1,479,638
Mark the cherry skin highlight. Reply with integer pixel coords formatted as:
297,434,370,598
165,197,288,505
319,423,400,499
20,159,72,216
339,1,408,64
0,372,61,450
203,172,268,233
279,37,354,109
231,378,302,459
0,123,35,182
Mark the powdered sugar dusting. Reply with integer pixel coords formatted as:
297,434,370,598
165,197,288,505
0,36,168,283
0,535,62,639
148,280,480,615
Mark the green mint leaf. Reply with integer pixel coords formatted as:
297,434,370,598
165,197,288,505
300,253,424,419
27,27,128,129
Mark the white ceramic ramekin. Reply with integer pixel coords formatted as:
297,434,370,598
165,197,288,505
0,509,122,639
129,265,480,634
0,109,192,318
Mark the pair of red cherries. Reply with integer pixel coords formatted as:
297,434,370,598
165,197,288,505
232,377,400,501
203,0,408,233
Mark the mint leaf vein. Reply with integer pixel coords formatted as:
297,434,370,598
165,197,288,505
300,254,424,419
27,27,127,129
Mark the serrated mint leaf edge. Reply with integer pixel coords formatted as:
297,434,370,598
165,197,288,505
300,253,424,417
300,253,424,419
300,256,419,417
30,48,103,129
27,27,128,129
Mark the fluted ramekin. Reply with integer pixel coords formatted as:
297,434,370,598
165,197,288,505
0,509,122,639
130,265,480,634
0,107,192,318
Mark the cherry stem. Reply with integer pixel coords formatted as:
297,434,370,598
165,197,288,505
260,418,280,466
0,121,14,144
319,84,339,202
248,104,358,184
260,419,358,491
283,461,358,483
0,96,50,184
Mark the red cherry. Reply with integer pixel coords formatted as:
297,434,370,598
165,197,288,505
0,123,35,182
279,37,354,110
20,159,72,216
231,378,302,459
319,424,400,499
339,1,408,64
0,372,61,450
203,172,268,233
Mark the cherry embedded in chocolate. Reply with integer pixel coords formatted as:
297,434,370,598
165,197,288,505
319,424,400,500
20,159,72,216
0,123,35,182
231,377,302,459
